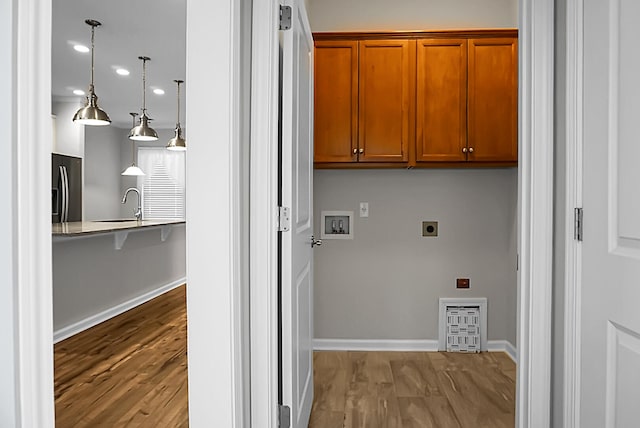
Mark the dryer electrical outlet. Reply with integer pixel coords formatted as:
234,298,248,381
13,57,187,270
422,221,438,237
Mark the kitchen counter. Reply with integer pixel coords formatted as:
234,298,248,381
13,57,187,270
52,219,185,236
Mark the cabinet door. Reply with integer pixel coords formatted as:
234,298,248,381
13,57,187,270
358,40,412,162
467,38,518,162
314,41,358,163
416,39,467,162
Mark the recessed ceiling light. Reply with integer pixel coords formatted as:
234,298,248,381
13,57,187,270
73,89,85,96
73,44,90,53
116,68,130,76
153,88,165,95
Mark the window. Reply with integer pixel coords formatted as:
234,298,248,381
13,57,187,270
137,147,186,220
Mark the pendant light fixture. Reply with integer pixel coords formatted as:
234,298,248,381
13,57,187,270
73,19,111,126
166,79,186,151
129,56,158,141
122,113,145,176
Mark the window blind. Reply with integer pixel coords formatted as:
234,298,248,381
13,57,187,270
137,147,186,220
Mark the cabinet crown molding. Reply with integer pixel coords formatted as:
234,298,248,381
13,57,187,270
313,29,518,41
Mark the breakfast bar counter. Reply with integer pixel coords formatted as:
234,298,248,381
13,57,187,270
52,219,185,236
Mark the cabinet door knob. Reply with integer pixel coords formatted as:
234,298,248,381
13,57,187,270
359,148,364,154
353,148,358,155
462,147,467,153
468,147,474,153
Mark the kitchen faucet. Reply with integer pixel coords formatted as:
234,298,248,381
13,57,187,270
122,187,142,221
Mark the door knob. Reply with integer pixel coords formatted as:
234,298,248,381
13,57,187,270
353,148,358,155
359,148,364,154
468,147,474,153
311,235,322,248
462,147,467,153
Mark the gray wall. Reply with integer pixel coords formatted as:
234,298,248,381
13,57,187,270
314,169,518,343
84,126,124,220
52,225,186,332
308,0,518,31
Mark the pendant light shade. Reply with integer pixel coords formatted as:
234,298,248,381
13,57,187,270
167,79,186,151
122,165,145,176
73,19,111,126
122,113,145,176
129,56,158,141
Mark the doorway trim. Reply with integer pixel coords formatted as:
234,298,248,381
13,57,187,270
563,0,583,426
249,0,281,427
516,0,555,426
7,0,55,426
246,1,557,428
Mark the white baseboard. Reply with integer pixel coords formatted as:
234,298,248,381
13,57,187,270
487,340,518,363
314,338,439,352
53,278,186,344
314,338,517,363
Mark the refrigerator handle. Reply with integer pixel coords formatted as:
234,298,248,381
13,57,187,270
60,165,69,222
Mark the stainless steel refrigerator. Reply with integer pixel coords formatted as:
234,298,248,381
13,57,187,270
52,153,82,223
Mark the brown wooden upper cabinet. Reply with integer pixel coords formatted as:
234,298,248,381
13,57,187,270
467,38,518,162
314,39,412,164
313,30,518,167
416,39,468,162
358,40,413,162
314,41,358,163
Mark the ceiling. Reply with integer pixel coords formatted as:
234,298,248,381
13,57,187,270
52,0,186,129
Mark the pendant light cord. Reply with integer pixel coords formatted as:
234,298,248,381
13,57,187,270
175,80,183,126
90,25,95,90
141,57,148,114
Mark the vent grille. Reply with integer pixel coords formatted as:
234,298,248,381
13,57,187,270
445,306,481,353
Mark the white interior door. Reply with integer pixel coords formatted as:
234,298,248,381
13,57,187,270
581,1,640,426
280,0,314,427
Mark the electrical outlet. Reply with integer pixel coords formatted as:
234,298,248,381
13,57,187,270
422,221,438,237
457,278,470,289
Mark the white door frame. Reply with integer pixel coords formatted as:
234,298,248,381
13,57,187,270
516,0,555,426
249,0,281,427
249,1,557,428
4,0,55,426
7,0,555,427
563,0,583,427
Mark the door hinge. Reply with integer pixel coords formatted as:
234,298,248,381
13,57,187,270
574,208,583,241
278,206,290,232
279,5,292,30
278,404,291,428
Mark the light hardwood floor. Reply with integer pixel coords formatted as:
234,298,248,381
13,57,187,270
310,350,516,428
54,285,188,428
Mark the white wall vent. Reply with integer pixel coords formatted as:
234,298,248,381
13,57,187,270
438,297,487,352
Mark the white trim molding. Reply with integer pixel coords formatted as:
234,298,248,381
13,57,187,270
314,339,439,352
12,0,56,426
185,1,246,426
314,339,517,363
488,340,518,363
517,0,555,427
249,1,281,428
563,0,584,427
53,279,186,344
